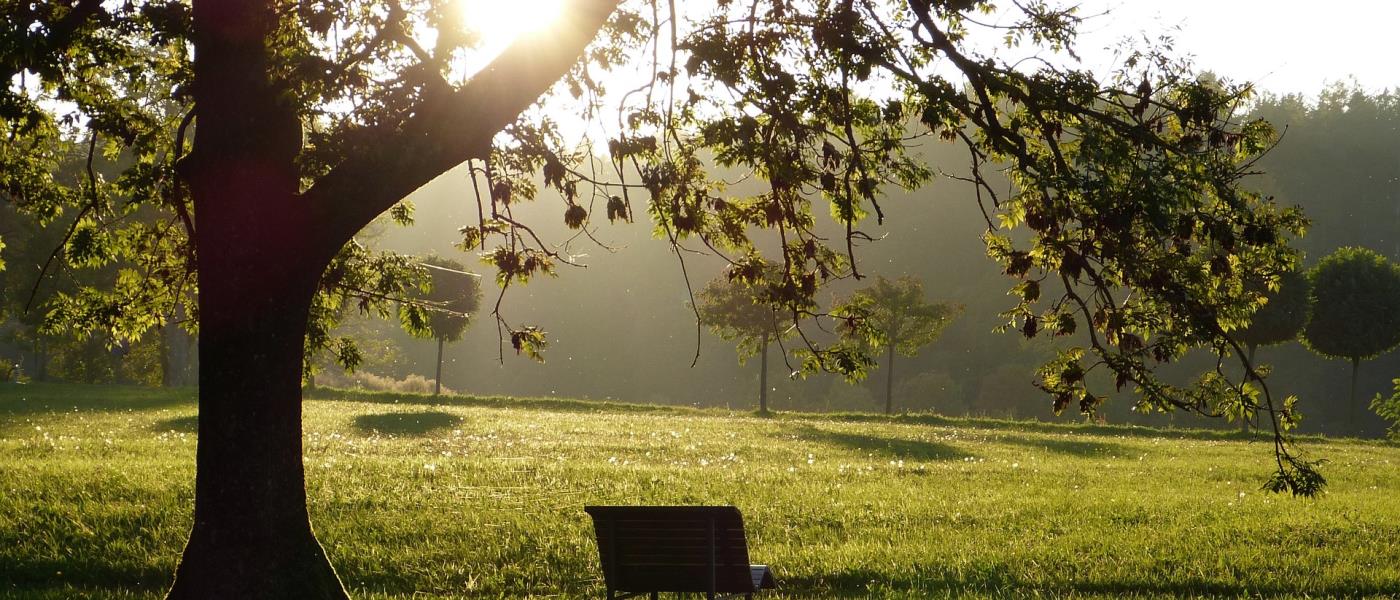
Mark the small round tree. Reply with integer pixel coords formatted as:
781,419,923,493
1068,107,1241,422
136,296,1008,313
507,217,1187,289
841,276,960,415
697,273,784,414
1233,269,1310,431
1301,247,1400,427
1237,269,1311,362
411,256,482,396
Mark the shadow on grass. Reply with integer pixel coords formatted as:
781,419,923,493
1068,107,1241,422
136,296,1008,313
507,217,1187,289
0,558,171,597
352,411,462,436
808,410,1326,445
992,432,1131,457
0,382,194,416
149,414,199,434
777,566,1400,598
310,387,1343,446
309,387,692,417
788,424,972,462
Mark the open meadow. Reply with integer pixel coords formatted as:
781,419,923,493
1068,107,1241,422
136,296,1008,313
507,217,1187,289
2,383,1399,599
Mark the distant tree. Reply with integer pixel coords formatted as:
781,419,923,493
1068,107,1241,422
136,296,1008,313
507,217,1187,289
1238,270,1311,362
1302,247,1400,426
411,257,482,396
1234,269,1311,432
697,273,783,414
841,276,959,415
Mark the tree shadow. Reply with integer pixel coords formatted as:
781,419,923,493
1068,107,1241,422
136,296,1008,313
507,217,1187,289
992,432,1131,457
0,559,173,597
776,566,1397,598
149,414,199,433
0,382,194,417
308,386,690,416
352,411,462,436
787,425,973,462
811,411,1329,445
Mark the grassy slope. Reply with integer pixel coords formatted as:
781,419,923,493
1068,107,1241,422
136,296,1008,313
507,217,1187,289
1,383,1399,599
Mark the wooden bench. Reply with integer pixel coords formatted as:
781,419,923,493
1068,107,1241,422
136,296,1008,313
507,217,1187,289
584,505,776,599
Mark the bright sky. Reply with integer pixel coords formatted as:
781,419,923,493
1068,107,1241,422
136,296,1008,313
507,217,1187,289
455,0,1399,149
1073,0,1400,95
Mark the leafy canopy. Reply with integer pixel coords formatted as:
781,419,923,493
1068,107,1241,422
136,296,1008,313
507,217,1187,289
1,0,1322,492
1302,246,1400,362
1236,269,1310,350
413,255,482,344
696,268,784,364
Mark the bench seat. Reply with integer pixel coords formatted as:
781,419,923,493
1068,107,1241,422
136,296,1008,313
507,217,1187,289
585,505,777,600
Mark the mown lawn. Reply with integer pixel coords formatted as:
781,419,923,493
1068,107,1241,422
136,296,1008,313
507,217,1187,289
2,383,1399,599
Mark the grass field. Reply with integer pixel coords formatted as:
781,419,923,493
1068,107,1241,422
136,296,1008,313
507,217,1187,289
2,383,1399,599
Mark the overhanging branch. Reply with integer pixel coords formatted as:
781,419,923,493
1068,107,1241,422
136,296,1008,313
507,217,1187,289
302,0,622,255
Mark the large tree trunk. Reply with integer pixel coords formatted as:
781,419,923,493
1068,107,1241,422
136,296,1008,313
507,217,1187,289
162,1,620,596
884,344,896,415
167,252,346,599
168,2,347,596
758,333,769,414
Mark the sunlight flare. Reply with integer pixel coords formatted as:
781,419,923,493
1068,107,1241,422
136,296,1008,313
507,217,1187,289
461,0,565,50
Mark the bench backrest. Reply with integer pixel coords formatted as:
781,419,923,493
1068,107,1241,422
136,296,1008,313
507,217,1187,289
585,505,755,594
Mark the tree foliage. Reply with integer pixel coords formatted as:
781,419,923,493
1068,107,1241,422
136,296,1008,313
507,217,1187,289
696,269,783,363
1250,86,1400,261
1236,269,1311,351
1302,247,1400,362
1373,379,1400,442
839,276,958,357
411,255,482,344
838,275,958,414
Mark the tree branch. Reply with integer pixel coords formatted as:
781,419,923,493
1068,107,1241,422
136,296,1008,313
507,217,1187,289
302,0,621,256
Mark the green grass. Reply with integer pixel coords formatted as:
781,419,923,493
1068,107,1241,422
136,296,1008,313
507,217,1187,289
2,383,1400,599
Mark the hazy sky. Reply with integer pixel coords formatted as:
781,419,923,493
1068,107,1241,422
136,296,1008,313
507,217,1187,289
1075,0,1400,95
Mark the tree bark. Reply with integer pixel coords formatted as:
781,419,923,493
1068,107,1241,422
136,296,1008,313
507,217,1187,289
758,333,769,414
168,1,348,596
435,337,445,396
885,343,896,415
167,252,345,599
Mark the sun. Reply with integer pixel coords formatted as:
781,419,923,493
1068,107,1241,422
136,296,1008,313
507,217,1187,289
460,0,565,51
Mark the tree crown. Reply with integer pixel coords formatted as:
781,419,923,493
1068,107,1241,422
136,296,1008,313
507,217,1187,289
839,276,959,357
1302,246,1400,361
